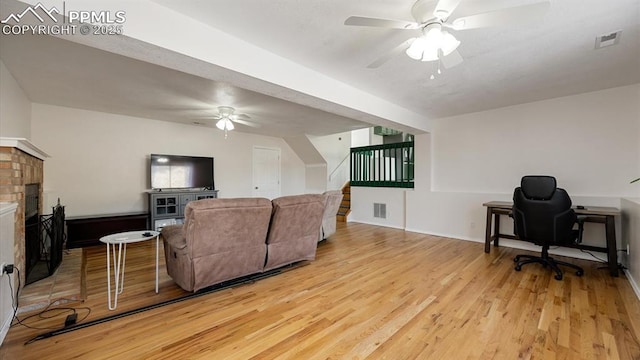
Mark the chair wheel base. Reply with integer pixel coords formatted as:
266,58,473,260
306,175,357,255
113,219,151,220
513,251,584,281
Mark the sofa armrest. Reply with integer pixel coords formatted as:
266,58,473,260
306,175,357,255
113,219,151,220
161,224,187,250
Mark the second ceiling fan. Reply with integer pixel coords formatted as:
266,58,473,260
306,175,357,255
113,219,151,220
211,106,259,138
344,0,551,71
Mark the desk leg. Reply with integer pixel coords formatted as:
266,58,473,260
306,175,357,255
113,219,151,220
485,207,493,253
494,214,500,248
606,215,619,277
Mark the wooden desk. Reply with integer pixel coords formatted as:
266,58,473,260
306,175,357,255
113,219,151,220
482,201,620,276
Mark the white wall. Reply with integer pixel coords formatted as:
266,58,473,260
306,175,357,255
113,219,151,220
30,104,305,217
431,84,640,197
350,187,406,229
621,198,640,297
350,85,639,263
403,85,640,254
350,128,383,147
309,132,350,178
0,60,30,346
0,203,17,346
351,129,370,148
309,131,351,190
0,60,31,138
305,164,328,194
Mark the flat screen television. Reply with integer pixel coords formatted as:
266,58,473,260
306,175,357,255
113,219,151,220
150,154,214,190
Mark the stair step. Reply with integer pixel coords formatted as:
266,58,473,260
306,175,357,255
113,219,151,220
337,182,350,223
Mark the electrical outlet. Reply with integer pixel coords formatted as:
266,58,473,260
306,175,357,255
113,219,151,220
1,263,13,275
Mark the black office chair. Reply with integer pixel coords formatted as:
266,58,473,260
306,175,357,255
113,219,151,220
512,175,584,280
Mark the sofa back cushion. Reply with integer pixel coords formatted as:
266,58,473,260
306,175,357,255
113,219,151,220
321,190,343,240
184,197,272,257
264,194,324,270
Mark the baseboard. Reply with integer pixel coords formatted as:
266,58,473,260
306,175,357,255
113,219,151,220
403,228,603,263
624,269,640,301
404,228,477,242
0,307,13,346
349,220,405,230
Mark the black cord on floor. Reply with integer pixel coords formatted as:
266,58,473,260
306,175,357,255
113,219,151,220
12,299,91,331
579,248,608,263
7,267,21,327
24,265,290,345
7,267,91,331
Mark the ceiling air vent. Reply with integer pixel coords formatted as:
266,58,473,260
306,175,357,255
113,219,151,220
595,30,622,49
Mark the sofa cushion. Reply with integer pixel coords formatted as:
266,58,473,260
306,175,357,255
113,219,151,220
321,190,343,240
264,194,324,270
163,197,272,292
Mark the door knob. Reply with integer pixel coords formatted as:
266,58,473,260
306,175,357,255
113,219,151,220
255,187,258,189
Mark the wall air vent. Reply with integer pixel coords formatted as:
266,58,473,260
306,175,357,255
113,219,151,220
373,203,387,219
595,30,622,49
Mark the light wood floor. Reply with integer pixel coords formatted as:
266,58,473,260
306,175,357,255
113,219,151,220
2,222,639,359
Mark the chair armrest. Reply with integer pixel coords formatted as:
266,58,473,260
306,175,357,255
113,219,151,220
161,224,187,250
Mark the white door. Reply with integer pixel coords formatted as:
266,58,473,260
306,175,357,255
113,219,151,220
253,147,281,199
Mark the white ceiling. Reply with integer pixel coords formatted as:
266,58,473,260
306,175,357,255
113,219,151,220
1,0,639,137
0,32,371,137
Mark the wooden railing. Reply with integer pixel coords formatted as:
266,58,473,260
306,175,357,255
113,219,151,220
350,141,414,188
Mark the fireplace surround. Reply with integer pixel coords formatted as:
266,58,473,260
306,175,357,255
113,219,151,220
0,138,48,287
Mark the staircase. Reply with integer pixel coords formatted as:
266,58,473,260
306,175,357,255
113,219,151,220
337,182,350,222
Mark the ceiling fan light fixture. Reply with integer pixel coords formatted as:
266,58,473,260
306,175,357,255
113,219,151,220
409,24,460,62
216,119,234,131
421,44,439,61
440,31,460,56
218,106,234,117
406,37,427,60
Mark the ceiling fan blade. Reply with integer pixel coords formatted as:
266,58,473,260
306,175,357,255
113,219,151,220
233,119,260,128
367,38,415,69
450,1,551,30
236,113,252,120
434,0,462,19
344,16,419,30
441,49,463,69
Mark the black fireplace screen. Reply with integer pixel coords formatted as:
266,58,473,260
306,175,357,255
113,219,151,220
25,201,66,285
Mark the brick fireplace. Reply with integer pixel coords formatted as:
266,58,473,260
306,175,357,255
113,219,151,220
0,138,47,287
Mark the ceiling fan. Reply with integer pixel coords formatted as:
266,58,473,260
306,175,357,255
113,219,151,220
210,106,259,138
344,0,551,73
